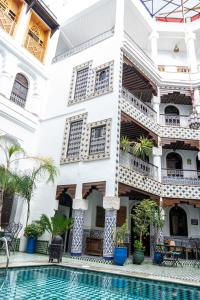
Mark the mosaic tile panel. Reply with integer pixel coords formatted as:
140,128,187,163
71,209,85,255
119,165,161,196
103,209,117,259
162,184,200,199
119,165,200,199
161,126,200,140
35,240,49,255
120,97,160,135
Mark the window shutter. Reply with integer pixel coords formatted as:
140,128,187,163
96,206,105,227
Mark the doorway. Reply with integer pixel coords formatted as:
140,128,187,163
56,193,72,252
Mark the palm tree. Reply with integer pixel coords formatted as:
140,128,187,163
0,138,58,227
0,139,25,226
120,135,154,160
17,157,58,226
132,136,154,160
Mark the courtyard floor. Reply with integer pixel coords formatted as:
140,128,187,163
0,252,200,287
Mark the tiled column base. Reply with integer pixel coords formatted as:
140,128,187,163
71,209,85,256
103,209,117,260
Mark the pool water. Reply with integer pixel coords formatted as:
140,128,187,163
0,266,199,300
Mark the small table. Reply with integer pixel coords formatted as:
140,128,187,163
155,244,183,267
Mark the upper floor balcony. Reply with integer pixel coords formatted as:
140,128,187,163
162,169,200,186
119,151,158,181
122,88,157,121
0,5,16,36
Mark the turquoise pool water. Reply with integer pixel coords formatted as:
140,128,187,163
0,266,199,300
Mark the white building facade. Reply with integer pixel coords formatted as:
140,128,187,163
1,0,200,258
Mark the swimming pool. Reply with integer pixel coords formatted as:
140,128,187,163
0,265,199,299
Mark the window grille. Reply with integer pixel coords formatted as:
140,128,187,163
10,73,28,108
74,67,89,99
67,120,83,157
95,67,109,91
89,125,106,154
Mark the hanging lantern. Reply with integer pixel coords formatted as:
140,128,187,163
173,44,179,53
188,110,200,129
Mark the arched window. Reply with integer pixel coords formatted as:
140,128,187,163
170,206,188,236
10,73,28,108
165,105,180,126
165,105,179,115
166,152,183,177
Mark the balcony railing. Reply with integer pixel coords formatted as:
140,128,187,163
0,8,15,35
160,114,190,128
165,115,180,126
24,35,45,62
122,88,157,121
158,65,190,73
10,92,26,108
162,169,200,186
120,151,158,180
53,27,114,63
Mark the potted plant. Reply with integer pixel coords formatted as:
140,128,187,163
38,214,73,243
113,222,128,266
24,222,44,254
131,199,158,264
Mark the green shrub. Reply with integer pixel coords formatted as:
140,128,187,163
134,240,145,251
24,223,44,238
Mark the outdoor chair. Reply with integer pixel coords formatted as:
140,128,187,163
0,222,22,254
181,239,196,260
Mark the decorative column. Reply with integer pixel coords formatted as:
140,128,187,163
185,31,197,73
149,31,159,67
152,146,162,182
103,196,120,259
189,88,200,129
151,88,160,123
71,198,88,256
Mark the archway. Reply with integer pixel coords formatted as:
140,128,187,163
164,105,180,126
56,193,72,252
170,206,188,236
166,152,183,177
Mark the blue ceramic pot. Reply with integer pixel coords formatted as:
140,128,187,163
153,251,163,265
114,246,127,266
26,237,37,254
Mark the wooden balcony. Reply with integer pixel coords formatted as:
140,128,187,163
24,34,45,62
0,8,16,36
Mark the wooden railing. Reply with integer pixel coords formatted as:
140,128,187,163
24,35,45,62
0,8,15,35
122,88,157,121
162,169,200,186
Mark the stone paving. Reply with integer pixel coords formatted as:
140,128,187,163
0,252,200,286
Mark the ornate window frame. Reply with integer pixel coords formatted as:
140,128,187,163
68,61,93,105
83,118,112,161
68,60,114,105
60,113,88,164
92,61,114,97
